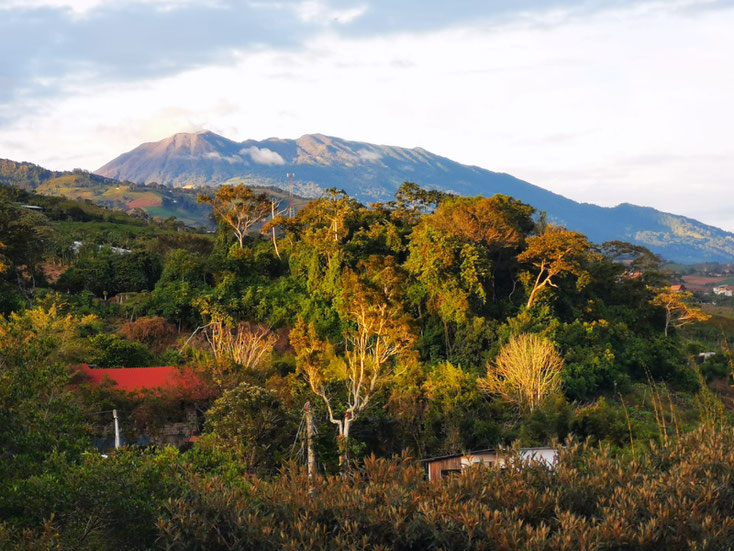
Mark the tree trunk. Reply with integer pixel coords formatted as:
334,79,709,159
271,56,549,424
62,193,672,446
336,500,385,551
271,201,281,259
442,318,453,356
305,401,316,481
338,416,352,471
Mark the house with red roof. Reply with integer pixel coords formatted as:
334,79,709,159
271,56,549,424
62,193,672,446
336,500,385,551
78,364,213,449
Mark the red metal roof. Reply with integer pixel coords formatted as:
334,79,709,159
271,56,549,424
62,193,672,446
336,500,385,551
79,364,209,398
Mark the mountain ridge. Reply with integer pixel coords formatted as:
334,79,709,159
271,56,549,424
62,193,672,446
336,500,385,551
94,131,734,264
8,131,727,264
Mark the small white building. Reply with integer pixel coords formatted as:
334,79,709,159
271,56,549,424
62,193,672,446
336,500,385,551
713,285,734,297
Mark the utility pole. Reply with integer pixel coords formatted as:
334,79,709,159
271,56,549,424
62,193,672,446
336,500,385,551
304,401,316,481
113,409,121,449
287,173,295,218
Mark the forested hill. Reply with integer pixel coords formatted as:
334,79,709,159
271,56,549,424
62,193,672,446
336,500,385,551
2,176,734,549
95,131,734,264
0,159,305,228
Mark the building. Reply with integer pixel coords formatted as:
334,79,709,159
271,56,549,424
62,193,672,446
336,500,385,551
422,447,558,481
77,364,212,448
713,285,734,297
669,284,687,293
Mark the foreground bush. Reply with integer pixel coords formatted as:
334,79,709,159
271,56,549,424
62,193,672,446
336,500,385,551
158,424,734,550
3,425,733,550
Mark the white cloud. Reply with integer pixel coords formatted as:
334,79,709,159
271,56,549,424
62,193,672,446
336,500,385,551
2,1,734,230
0,0,203,15
204,151,244,163
241,146,286,165
295,0,367,25
358,149,382,162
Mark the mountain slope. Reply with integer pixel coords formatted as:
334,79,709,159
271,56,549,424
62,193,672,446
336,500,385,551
93,130,734,263
0,158,311,228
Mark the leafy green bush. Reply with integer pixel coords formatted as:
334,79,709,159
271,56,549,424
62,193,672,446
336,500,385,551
88,334,153,368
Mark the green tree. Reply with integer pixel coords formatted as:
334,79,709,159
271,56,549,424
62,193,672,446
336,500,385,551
292,257,415,468
406,195,534,352
0,307,93,481
204,383,296,473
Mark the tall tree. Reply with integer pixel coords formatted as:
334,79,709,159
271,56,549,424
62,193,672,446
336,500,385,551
650,286,710,337
405,195,534,350
198,185,270,248
292,257,415,468
518,226,599,309
285,189,361,298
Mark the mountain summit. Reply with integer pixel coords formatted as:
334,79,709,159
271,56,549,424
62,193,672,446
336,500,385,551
96,131,503,200
96,131,734,264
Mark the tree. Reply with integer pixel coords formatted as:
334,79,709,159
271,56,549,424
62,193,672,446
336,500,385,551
0,196,54,299
391,182,450,223
204,383,295,472
205,316,277,388
518,226,599,309
0,306,93,481
0,239,7,274
87,334,154,368
292,257,415,468
480,333,563,412
285,188,361,298
405,195,534,351
650,287,710,337
600,241,663,273
198,185,271,248
149,250,209,329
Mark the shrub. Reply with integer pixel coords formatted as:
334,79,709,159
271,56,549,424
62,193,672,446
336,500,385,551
88,334,153,368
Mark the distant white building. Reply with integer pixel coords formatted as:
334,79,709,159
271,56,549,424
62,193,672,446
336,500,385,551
713,285,734,297
71,241,131,255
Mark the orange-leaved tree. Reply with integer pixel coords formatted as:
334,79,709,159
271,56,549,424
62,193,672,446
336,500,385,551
198,184,271,248
518,226,599,309
405,195,534,351
650,286,710,337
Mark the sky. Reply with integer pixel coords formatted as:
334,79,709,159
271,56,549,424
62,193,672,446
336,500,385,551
2,0,734,229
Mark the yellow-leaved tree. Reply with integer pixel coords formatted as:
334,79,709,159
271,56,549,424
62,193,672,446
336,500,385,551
0,239,7,274
203,314,278,388
480,333,564,412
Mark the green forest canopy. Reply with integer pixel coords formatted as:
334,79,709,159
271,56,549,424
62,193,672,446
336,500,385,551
0,182,732,549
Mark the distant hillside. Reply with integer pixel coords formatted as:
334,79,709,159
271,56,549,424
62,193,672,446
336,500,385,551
0,159,306,228
96,131,734,264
